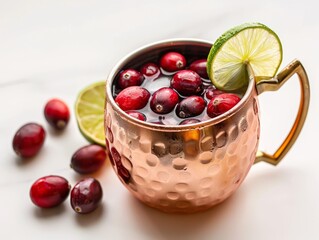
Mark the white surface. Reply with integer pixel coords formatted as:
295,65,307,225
1,0,319,239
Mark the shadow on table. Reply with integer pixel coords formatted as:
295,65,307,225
123,166,297,240
74,203,105,227
33,203,67,218
32,199,105,226
125,188,240,240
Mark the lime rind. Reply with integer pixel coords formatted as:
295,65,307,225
75,81,106,146
207,22,283,91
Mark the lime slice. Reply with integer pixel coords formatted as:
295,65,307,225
75,81,106,146
207,22,282,91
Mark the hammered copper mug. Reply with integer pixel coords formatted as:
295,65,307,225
105,39,310,213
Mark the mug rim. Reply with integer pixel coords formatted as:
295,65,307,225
106,38,255,131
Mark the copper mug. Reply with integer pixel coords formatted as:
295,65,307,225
105,39,310,213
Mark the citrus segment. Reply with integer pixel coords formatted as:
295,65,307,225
75,82,106,146
207,22,282,90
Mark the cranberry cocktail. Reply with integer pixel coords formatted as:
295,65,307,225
112,48,243,125
105,39,262,213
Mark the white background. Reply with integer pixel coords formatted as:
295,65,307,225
1,0,318,239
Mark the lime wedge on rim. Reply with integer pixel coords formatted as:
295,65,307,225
75,81,106,146
207,22,283,91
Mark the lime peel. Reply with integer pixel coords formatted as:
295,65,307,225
75,81,106,146
207,22,283,91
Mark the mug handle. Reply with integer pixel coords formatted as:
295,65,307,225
254,59,310,165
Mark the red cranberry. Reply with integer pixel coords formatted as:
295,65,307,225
207,93,241,118
30,175,70,208
179,119,201,125
150,87,179,114
189,59,209,79
176,96,206,118
160,52,186,72
118,69,144,89
12,123,46,158
70,178,103,214
205,86,224,99
115,86,150,111
140,63,160,78
44,98,70,130
171,70,203,96
126,110,146,121
71,145,106,174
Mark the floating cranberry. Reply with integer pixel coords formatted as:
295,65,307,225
70,178,103,214
126,110,146,121
115,86,150,111
176,96,206,118
150,87,179,114
171,70,203,96
30,175,70,208
189,59,209,79
160,52,186,72
205,86,224,99
140,63,160,78
179,119,201,125
207,93,241,118
12,123,46,158
71,145,106,174
118,69,144,89
44,98,70,130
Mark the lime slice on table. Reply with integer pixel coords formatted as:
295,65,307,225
207,22,283,91
75,81,106,146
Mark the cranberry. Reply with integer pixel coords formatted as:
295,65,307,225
44,98,70,130
160,52,186,72
150,87,179,114
70,178,103,214
30,175,70,208
71,145,106,174
205,86,224,99
176,96,206,118
115,86,150,111
171,70,203,96
140,63,160,78
126,110,146,121
12,123,46,158
118,69,144,89
179,119,201,125
189,59,209,79
207,93,241,118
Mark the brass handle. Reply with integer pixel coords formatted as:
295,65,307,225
254,59,310,165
